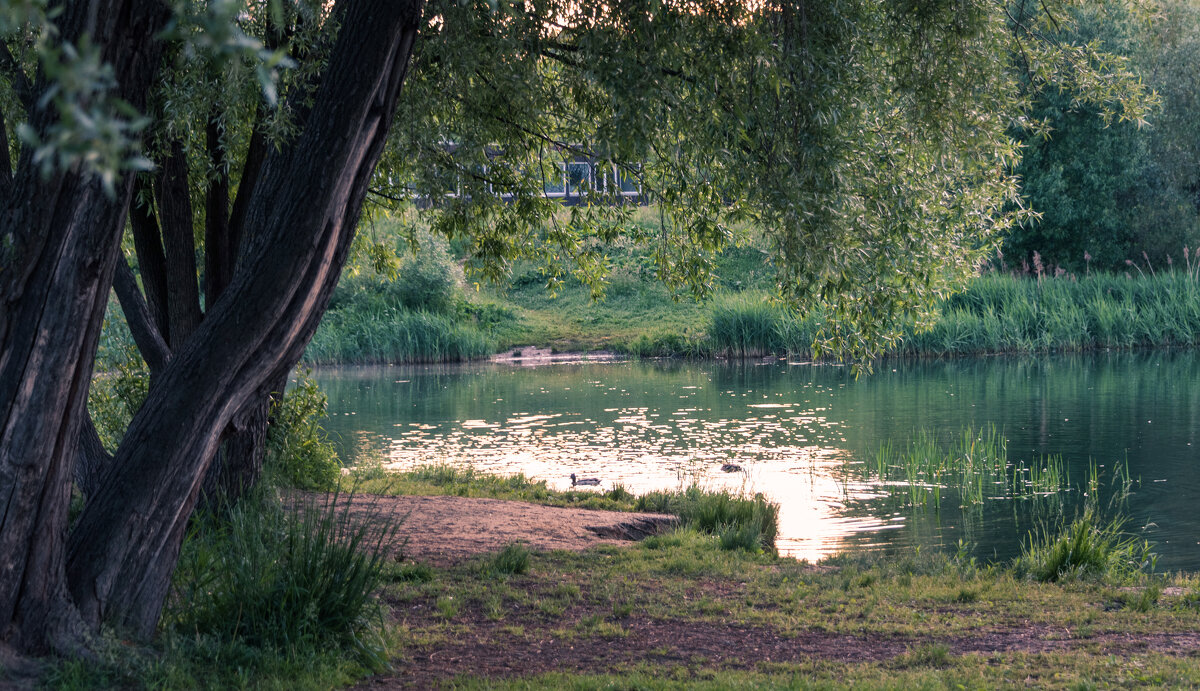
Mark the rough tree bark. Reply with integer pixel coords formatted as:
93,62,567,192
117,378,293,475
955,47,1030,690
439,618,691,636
66,0,424,638
0,0,170,655
156,139,203,347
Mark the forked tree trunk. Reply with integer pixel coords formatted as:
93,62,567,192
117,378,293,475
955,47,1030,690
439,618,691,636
66,0,424,637
200,378,281,507
0,0,170,654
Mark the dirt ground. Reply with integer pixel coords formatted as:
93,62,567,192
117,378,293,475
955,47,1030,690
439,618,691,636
330,493,677,565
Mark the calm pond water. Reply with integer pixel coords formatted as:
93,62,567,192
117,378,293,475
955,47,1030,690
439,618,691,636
312,352,1200,570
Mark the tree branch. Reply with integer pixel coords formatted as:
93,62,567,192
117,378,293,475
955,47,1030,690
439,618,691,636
129,176,171,341
112,257,170,374
0,108,12,201
156,139,203,342
227,109,267,256
204,111,234,305
74,412,114,500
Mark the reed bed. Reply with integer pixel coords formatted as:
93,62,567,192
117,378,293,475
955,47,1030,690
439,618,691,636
304,305,494,365
865,425,1068,510
704,292,820,358
903,272,1200,355
703,272,1200,359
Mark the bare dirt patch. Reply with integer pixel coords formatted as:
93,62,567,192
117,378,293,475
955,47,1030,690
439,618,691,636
324,493,676,565
491,346,621,365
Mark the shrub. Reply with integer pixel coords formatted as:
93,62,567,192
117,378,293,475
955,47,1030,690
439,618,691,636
333,231,464,314
265,373,342,491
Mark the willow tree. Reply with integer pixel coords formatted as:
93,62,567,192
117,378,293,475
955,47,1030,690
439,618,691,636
0,0,1151,658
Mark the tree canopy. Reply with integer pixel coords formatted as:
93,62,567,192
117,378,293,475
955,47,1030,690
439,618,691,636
1005,0,1200,273
0,0,1153,659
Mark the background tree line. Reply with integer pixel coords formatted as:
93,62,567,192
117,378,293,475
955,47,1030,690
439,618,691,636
1006,0,1200,273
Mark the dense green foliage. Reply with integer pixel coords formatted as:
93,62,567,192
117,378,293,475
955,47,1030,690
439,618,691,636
363,0,1155,361
306,228,506,364
1006,1,1200,270
167,490,394,667
264,374,343,490
43,490,396,688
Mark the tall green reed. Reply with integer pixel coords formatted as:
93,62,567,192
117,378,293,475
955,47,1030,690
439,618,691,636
868,425,1068,510
704,272,1200,361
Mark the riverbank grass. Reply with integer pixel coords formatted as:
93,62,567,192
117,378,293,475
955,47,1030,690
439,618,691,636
305,210,1200,363
379,515,1197,689
354,462,780,554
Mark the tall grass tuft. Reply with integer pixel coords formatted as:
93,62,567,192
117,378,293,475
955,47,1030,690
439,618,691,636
483,542,531,577
305,306,494,365
1015,508,1156,584
168,488,399,670
636,485,779,554
705,292,820,358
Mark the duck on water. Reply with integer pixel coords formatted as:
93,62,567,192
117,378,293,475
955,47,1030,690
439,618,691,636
570,473,601,487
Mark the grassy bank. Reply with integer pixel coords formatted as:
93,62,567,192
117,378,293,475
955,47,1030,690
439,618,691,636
375,527,1195,689
354,463,780,555
305,211,1200,364
667,271,1200,360
319,466,1193,689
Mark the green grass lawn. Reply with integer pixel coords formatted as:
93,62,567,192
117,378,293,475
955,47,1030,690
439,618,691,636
41,465,1200,689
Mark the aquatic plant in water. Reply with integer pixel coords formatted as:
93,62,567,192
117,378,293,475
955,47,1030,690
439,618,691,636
868,424,1069,510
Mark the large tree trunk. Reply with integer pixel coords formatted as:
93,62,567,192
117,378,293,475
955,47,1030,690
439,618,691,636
201,103,267,507
66,0,424,637
0,0,170,654
201,383,278,506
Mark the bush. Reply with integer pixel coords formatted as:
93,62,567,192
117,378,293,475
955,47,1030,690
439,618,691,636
332,231,464,314
265,373,342,491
